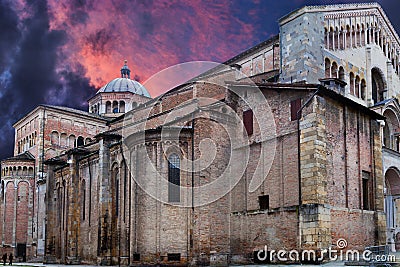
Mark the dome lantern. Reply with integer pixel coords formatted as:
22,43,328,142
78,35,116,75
121,60,131,79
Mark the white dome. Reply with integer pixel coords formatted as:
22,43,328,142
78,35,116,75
97,78,151,98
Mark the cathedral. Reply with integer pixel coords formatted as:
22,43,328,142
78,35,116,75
1,2,400,265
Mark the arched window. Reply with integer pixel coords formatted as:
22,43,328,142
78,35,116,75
346,25,351,49
68,135,76,148
121,160,127,221
361,79,366,100
355,76,360,98
168,154,180,202
339,27,344,49
106,101,111,113
60,133,67,147
23,166,27,176
324,28,328,49
334,27,339,50
51,131,59,146
383,109,400,150
361,24,365,46
383,38,387,55
329,27,334,50
112,101,119,113
371,68,386,103
119,101,125,113
325,58,331,78
349,72,355,95
112,164,120,217
81,180,86,221
331,62,338,78
338,66,345,81
77,136,84,147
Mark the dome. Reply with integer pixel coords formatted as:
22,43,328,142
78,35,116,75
97,77,151,98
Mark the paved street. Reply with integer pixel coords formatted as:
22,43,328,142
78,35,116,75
6,260,376,267
8,251,400,267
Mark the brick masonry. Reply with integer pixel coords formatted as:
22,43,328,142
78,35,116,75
3,2,400,265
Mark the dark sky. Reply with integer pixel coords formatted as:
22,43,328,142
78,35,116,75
0,0,399,159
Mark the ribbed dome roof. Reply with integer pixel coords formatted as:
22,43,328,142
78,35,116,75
97,78,151,98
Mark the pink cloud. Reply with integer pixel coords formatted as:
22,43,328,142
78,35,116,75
46,0,257,96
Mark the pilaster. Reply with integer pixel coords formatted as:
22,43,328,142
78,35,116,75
299,96,331,255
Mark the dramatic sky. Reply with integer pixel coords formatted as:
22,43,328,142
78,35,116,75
0,0,399,159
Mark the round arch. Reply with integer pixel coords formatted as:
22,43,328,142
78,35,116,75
383,108,400,150
385,167,400,252
386,167,400,196
371,67,387,104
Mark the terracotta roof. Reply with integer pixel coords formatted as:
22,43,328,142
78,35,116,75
40,105,112,121
2,151,35,162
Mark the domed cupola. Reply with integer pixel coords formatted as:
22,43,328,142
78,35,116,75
88,60,152,117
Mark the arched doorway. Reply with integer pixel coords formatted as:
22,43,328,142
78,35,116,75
385,167,400,251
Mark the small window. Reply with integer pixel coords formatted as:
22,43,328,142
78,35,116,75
119,101,125,113
106,101,111,113
243,109,253,135
81,180,86,221
167,253,181,262
290,98,301,121
259,195,269,210
362,171,372,210
112,101,119,113
168,154,180,202
133,254,140,261
77,136,84,147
